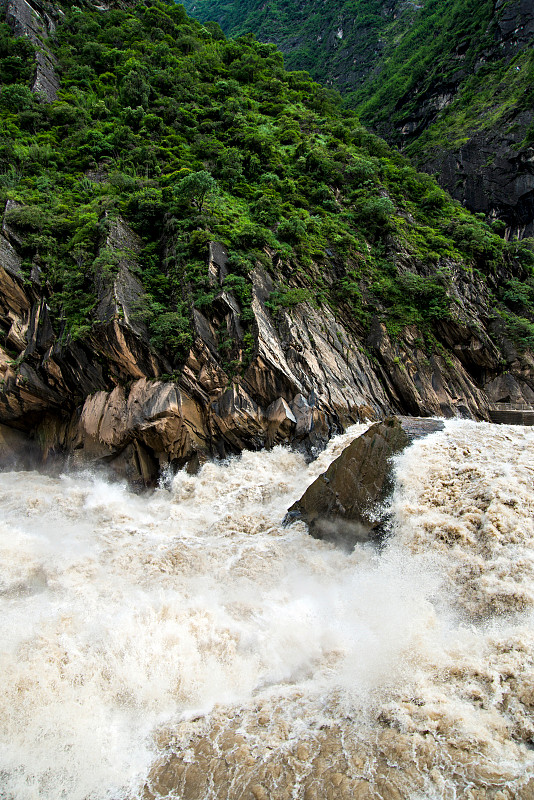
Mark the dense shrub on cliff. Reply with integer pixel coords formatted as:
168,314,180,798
0,0,532,371
184,0,393,90
183,0,499,116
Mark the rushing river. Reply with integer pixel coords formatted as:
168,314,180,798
1,420,534,800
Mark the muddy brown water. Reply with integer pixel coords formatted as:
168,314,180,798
1,420,533,799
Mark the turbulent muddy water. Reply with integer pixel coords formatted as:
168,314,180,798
1,420,534,800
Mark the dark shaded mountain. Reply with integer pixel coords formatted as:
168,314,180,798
185,0,534,238
0,0,533,483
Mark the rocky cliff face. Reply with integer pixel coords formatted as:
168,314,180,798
1,203,533,484
354,0,534,238
394,0,534,239
420,115,534,239
1,0,533,484
0,212,385,483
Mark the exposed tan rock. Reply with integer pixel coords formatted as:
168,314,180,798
75,379,210,480
210,384,266,453
367,319,490,418
245,268,391,425
78,391,109,441
183,339,228,394
90,319,160,380
245,269,302,401
265,397,296,445
98,386,129,448
281,301,390,417
126,379,207,460
6,317,29,352
0,262,30,318
485,371,534,404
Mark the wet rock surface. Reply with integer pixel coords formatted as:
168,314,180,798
286,416,445,547
1,0,533,484
0,422,42,469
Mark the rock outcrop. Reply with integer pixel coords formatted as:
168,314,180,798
385,0,534,238
370,0,534,238
0,208,388,482
5,0,60,101
414,113,534,240
285,416,444,548
0,0,533,484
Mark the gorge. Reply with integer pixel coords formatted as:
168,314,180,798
2,421,534,800
1,1,534,798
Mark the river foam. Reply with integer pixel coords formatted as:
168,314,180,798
1,420,533,799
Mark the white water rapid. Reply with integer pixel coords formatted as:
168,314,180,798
1,420,534,800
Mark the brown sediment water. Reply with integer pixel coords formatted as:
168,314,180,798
0,420,533,800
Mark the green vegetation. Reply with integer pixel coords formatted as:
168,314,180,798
404,47,534,158
186,0,534,162
352,0,497,135
184,0,393,92
0,22,35,85
0,0,532,372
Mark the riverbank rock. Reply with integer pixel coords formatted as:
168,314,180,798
286,416,445,548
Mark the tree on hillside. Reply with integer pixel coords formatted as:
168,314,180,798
174,170,217,213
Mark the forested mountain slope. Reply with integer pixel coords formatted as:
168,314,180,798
184,0,401,95
0,0,533,482
185,0,534,237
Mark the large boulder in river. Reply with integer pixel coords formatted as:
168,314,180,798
286,416,444,548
